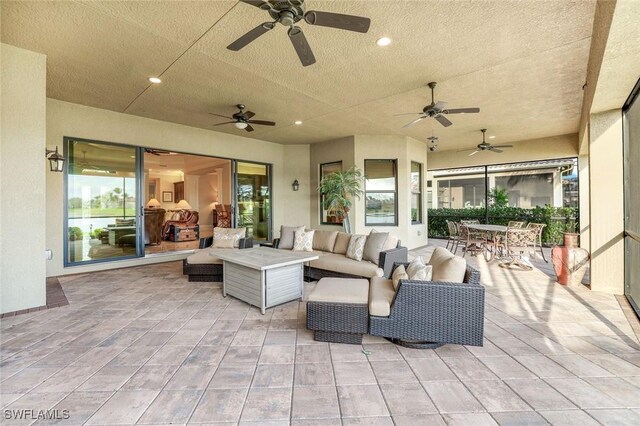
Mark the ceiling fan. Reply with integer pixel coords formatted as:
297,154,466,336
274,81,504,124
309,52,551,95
227,0,371,67
209,104,276,132
399,82,480,128
460,129,513,156
76,150,99,170
144,148,173,156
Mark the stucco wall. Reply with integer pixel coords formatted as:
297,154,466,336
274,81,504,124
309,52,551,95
1,44,47,314
45,99,311,276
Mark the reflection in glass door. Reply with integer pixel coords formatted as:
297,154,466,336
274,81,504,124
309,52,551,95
65,139,141,265
235,161,271,242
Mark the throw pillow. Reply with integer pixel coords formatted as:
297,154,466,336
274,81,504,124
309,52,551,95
391,264,409,290
428,246,466,283
363,230,389,264
408,264,433,281
383,235,399,251
279,225,304,249
293,229,315,252
212,239,235,249
214,227,246,248
333,232,351,254
312,230,339,252
346,234,367,261
406,256,426,277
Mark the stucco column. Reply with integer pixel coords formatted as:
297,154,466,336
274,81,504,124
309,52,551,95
588,109,624,294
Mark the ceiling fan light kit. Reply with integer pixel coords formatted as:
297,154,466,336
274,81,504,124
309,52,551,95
460,129,514,156
210,104,276,132
228,0,371,66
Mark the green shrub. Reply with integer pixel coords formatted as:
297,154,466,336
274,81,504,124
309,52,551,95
68,227,84,241
428,206,578,246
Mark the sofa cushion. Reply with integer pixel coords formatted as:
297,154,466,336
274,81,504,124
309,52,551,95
308,278,369,304
391,264,408,291
309,254,384,278
369,276,396,317
346,234,367,261
293,229,315,252
279,225,304,249
363,231,389,264
212,239,235,249
186,249,223,265
428,247,467,283
313,230,339,252
409,264,433,281
383,235,399,251
214,227,246,248
406,256,426,277
333,232,351,254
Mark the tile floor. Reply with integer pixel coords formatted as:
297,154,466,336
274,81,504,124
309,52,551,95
1,241,639,425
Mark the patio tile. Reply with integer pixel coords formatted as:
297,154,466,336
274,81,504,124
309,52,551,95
548,354,615,377
2,392,68,424
583,353,640,376
30,366,100,393
137,389,202,424
252,364,294,387
121,364,178,390
0,394,23,409
336,385,389,418
240,387,292,421
294,363,335,387
504,378,576,410
199,330,236,346
0,367,60,393
105,343,159,366
208,363,256,389
585,408,640,424
232,330,268,346
361,343,402,361
333,361,377,386
544,377,621,409
341,418,393,425
47,391,113,425
379,383,438,415
259,344,296,364
406,356,457,381
393,414,445,425
76,365,138,392
538,410,599,426
132,331,174,346
85,390,158,425
489,411,549,425
442,413,498,425
145,345,194,365
264,330,297,345
184,345,227,365
584,377,640,407
329,343,368,362
221,346,261,364
296,344,330,363
164,365,217,390
513,355,574,378
370,360,419,384
422,381,485,413
291,386,340,419
190,388,248,423
479,356,543,380
464,380,531,412
442,357,499,381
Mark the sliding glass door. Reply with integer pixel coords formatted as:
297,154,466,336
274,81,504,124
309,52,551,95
235,161,271,242
65,139,142,265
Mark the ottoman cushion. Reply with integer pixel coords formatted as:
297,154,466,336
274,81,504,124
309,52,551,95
308,278,369,304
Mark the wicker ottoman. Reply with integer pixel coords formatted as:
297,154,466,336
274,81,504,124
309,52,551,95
306,278,370,344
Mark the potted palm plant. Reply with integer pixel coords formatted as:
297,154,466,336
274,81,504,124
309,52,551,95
318,166,364,233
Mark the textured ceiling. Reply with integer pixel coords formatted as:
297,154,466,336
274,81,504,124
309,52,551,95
1,0,596,151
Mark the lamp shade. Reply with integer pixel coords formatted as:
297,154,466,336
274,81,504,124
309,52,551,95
146,198,161,208
176,199,192,210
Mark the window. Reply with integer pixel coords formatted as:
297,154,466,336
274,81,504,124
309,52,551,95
365,159,397,226
411,162,423,223
320,161,343,225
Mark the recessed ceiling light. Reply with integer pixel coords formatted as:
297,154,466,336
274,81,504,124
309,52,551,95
376,37,392,47
489,135,496,139
148,77,162,84
234,122,248,130
294,120,303,125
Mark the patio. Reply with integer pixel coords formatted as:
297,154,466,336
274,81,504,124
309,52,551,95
1,242,639,425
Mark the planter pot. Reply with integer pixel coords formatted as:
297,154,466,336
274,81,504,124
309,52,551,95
551,233,589,286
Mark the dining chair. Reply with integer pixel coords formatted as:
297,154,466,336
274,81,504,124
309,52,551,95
460,219,480,225
507,221,526,228
499,228,537,270
526,222,548,262
445,220,459,252
457,224,486,257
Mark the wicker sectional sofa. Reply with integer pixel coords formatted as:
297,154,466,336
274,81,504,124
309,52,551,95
182,236,253,282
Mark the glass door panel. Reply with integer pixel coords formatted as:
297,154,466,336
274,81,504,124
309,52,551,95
235,162,271,242
66,139,141,264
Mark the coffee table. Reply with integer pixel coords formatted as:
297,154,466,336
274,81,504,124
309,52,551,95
212,247,319,314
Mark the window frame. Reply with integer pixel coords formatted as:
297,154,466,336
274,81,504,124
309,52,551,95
364,158,398,227
411,161,423,224
319,161,344,225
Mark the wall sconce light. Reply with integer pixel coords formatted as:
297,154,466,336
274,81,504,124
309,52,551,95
45,146,65,172
292,179,300,191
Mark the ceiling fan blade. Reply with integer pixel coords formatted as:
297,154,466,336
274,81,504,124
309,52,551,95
304,11,371,33
434,114,453,127
209,113,233,120
393,112,423,116
288,26,316,67
245,124,255,132
491,144,514,148
227,22,275,51
490,148,503,153
244,111,256,119
468,150,480,156
240,0,272,9
247,119,276,126
444,107,480,114
213,122,236,126
433,101,448,111
402,116,426,128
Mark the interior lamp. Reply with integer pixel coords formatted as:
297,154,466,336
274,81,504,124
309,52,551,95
45,146,65,172
234,122,248,130
146,198,161,208
176,199,192,210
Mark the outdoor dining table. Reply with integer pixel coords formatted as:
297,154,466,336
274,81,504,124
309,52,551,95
466,223,508,261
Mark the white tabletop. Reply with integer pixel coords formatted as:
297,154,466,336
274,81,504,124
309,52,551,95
211,247,319,270
466,224,508,232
